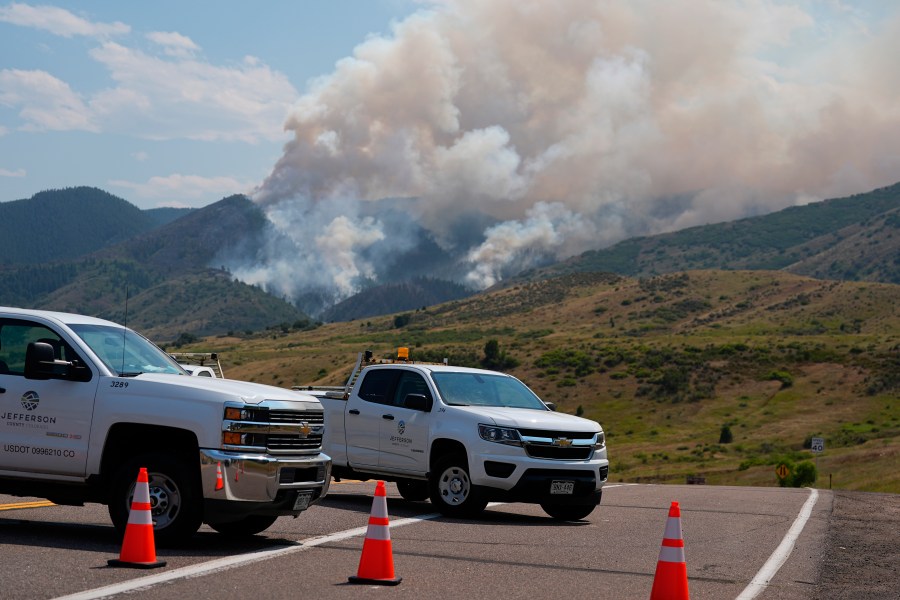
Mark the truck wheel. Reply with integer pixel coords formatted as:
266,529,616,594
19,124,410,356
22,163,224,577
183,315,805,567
540,502,596,521
397,479,429,502
208,515,279,537
429,455,487,517
108,453,203,545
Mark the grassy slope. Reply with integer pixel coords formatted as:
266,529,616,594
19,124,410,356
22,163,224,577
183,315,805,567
173,270,899,493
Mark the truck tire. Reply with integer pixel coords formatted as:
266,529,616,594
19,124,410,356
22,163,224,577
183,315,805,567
429,454,487,517
396,479,429,502
108,453,203,545
208,515,279,537
540,502,596,521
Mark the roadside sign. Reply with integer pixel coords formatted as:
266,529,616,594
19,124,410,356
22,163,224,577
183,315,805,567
811,437,825,453
775,464,790,479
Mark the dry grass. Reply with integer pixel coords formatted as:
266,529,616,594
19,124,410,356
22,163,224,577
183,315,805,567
172,270,900,493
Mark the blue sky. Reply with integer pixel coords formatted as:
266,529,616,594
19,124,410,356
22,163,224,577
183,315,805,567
0,1,418,208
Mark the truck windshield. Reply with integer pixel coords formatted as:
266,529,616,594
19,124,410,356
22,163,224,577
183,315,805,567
431,372,548,410
70,324,184,377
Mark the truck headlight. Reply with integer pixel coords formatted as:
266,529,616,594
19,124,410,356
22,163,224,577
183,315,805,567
594,431,606,449
478,424,522,446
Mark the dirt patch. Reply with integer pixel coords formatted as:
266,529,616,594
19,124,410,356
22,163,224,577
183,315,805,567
816,491,900,599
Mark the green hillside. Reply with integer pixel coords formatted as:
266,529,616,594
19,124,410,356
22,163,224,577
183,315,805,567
0,192,309,340
0,187,159,265
535,182,900,284
179,269,900,493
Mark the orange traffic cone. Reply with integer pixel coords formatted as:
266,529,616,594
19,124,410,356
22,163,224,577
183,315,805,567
215,462,224,491
650,501,690,599
108,467,167,569
348,480,401,585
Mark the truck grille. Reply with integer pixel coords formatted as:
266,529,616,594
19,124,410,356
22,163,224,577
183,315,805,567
224,407,325,454
268,434,323,451
269,410,325,425
525,445,594,460
519,428,598,461
266,409,324,453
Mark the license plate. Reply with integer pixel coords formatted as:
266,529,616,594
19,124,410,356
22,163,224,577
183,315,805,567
293,491,312,510
550,480,575,495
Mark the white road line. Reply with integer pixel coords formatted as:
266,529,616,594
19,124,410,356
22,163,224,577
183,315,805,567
53,512,442,600
735,488,819,600
54,486,621,599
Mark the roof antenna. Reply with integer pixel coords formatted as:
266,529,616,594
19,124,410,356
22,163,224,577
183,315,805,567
121,285,128,375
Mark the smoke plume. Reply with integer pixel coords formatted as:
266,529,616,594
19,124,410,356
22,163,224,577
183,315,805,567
232,0,900,306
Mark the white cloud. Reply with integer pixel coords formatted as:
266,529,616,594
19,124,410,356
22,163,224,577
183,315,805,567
1,8,296,142
87,42,298,142
0,68,95,131
108,173,256,207
146,31,200,58
0,2,128,38
0,167,26,177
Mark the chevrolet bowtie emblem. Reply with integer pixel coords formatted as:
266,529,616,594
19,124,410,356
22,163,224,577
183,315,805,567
553,437,572,447
299,422,311,436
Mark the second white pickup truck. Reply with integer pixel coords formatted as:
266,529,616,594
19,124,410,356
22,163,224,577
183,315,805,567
296,350,608,520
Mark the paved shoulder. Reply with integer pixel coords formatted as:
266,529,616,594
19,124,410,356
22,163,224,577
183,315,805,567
816,491,900,599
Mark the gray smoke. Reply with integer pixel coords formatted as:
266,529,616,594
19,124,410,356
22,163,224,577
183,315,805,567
232,0,900,300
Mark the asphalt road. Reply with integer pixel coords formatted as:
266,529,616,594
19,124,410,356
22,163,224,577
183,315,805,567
0,482,895,600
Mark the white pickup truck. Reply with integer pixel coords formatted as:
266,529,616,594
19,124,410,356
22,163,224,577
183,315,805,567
0,307,331,543
297,350,608,520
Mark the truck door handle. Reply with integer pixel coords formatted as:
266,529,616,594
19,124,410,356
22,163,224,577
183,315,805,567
348,409,360,415
382,414,395,420
0,387,5,394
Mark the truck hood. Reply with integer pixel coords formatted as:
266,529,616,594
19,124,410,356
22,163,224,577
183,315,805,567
452,405,601,432
133,373,322,406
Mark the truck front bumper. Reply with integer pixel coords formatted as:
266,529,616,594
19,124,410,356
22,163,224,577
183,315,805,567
469,445,609,504
199,449,331,520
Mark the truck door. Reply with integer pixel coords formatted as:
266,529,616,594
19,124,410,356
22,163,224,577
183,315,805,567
345,369,399,468
377,370,430,474
0,318,98,477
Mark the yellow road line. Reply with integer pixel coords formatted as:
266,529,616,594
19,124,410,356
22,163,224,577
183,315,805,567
0,500,55,511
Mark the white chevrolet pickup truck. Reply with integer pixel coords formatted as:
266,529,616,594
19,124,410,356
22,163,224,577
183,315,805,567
296,350,608,520
0,307,331,543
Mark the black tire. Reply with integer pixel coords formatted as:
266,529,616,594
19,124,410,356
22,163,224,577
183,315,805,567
396,479,430,502
208,515,279,537
429,454,487,517
108,453,203,546
540,502,596,521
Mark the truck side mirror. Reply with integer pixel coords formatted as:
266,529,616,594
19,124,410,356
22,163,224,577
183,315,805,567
544,401,557,411
24,341,56,380
404,393,432,412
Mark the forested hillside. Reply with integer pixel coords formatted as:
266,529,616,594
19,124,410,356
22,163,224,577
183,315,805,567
0,187,185,265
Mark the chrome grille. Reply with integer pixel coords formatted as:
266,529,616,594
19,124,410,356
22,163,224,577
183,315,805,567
269,409,325,425
525,445,593,460
519,428,599,461
268,434,323,451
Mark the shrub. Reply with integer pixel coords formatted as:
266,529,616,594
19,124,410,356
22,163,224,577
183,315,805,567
790,461,817,487
719,425,734,444
482,339,519,370
767,370,794,388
